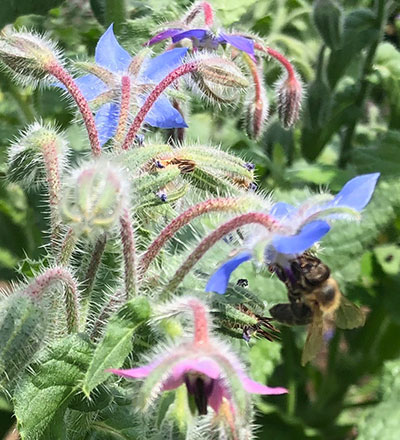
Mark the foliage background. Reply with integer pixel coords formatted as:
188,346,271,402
1,0,400,438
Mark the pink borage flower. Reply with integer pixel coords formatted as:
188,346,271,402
109,298,286,416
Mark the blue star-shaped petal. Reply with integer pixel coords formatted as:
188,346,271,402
65,24,188,146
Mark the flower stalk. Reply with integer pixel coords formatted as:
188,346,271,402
139,197,245,276
120,208,137,298
114,75,131,147
162,212,280,296
122,61,199,150
25,267,79,333
46,62,101,156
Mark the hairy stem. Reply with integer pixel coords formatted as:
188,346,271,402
120,208,137,298
162,212,279,297
25,267,79,333
255,43,295,80
47,62,101,156
242,52,266,138
114,75,131,147
139,197,244,276
122,62,199,150
42,139,62,250
338,0,387,168
185,1,214,26
81,234,107,303
58,228,77,266
188,298,210,346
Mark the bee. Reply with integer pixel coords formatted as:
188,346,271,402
269,254,366,365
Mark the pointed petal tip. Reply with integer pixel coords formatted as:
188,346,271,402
205,252,252,294
333,172,381,212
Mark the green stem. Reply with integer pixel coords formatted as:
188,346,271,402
58,228,77,266
105,0,127,33
338,0,387,168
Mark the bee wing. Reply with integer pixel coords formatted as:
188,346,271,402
335,295,366,329
301,310,324,366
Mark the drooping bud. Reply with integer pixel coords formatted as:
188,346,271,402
8,122,68,246
188,54,249,104
8,121,68,188
61,161,128,238
275,71,303,129
0,29,63,87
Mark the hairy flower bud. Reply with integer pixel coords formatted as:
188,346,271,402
61,162,128,238
8,122,68,188
188,54,249,103
0,29,62,87
275,71,303,129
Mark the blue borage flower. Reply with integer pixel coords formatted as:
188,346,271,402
60,24,188,146
206,173,380,294
147,27,255,58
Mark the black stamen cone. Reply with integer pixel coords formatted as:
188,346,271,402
185,375,214,415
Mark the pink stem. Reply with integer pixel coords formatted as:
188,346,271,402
201,2,214,26
121,61,199,150
185,1,214,26
47,62,101,156
41,139,61,249
114,75,131,146
254,43,295,80
25,266,79,333
188,298,210,346
120,208,137,298
162,212,280,296
243,53,265,137
139,197,243,276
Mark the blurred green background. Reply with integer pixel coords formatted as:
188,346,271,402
1,0,400,438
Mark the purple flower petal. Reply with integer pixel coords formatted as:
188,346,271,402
329,173,380,211
172,29,208,43
272,220,331,254
270,202,295,220
205,252,252,294
142,47,188,83
95,102,120,146
95,24,132,73
73,74,108,101
144,94,188,128
219,33,255,56
146,28,183,46
162,357,221,391
241,374,288,395
108,362,157,379
208,379,226,412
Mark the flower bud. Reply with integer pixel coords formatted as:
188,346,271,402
61,162,127,238
7,122,68,188
189,54,249,103
275,71,303,129
0,29,62,87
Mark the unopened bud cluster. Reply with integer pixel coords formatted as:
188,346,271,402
61,162,128,238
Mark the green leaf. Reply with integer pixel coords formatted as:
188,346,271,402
357,359,400,440
313,0,343,50
0,0,64,28
327,9,379,87
14,334,94,440
301,77,332,161
0,293,47,387
82,297,151,396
